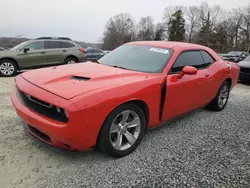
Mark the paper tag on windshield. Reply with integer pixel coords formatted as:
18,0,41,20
149,48,169,54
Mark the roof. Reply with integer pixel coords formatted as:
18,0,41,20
127,41,206,49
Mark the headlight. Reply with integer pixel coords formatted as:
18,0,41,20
55,106,68,119
63,110,68,119
56,107,61,113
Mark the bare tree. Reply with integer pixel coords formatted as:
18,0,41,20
186,6,201,42
154,22,166,40
137,16,155,40
163,6,185,22
102,13,136,50
240,6,250,51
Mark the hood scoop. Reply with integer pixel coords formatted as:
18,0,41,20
71,76,91,81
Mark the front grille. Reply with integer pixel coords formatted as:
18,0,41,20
27,124,51,143
240,67,250,74
17,88,68,123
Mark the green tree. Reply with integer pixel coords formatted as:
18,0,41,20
168,10,186,41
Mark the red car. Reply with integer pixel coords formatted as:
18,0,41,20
11,41,239,157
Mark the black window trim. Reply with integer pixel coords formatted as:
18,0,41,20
168,49,216,75
86,48,94,53
59,41,76,48
44,40,76,49
20,41,45,51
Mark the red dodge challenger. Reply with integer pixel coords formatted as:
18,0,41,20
11,41,240,157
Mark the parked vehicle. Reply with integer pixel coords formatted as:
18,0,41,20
85,48,105,62
0,37,86,77
103,50,111,54
222,51,249,62
0,47,7,51
218,53,227,59
12,41,239,157
238,55,250,82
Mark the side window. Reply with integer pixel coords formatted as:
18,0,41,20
45,41,61,49
171,51,204,73
86,49,94,53
200,51,214,66
94,49,102,53
60,41,75,48
24,41,44,50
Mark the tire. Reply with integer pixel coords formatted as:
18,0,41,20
0,59,18,77
207,81,230,111
65,57,78,64
97,103,146,157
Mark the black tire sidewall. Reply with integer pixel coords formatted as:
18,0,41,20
65,57,77,64
98,103,146,157
0,60,17,77
215,81,230,110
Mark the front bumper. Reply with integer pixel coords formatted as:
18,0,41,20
11,75,95,150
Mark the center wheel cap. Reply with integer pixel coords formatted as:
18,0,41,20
120,125,127,135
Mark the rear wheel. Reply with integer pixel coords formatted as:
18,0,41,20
65,57,78,64
97,103,146,157
207,81,230,111
0,59,18,77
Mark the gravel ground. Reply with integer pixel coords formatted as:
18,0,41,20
0,77,250,188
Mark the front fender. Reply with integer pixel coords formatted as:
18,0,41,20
71,75,165,146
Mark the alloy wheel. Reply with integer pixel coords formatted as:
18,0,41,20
67,60,76,64
0,62,15,75
109,110,141,151
218,84,229,108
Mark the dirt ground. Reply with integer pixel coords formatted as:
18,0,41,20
0,77,250,188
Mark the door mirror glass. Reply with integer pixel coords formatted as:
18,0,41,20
23,47,30,53
178,66,197,78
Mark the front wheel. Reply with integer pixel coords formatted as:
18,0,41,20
207,81,230,111
97,103,146,157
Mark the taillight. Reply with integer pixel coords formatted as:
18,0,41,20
79,48,85,53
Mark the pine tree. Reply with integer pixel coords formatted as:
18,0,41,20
168,10,186,41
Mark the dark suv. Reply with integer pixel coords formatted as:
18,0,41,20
239,55,250,83
0,37,86,76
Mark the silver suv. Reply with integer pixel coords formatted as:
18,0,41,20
0,37,86,77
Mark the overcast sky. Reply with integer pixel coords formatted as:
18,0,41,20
0,0,249,43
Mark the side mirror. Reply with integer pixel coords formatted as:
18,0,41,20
177,66,197,78
23,47,30,53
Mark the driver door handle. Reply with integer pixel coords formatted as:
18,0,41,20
62,50,67,52
40,52,46,54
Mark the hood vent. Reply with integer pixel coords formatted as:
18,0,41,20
71,76,91,81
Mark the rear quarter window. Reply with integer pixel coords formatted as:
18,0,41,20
200,51,214,66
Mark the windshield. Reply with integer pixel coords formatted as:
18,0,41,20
245,55,250,61
10,41,30,50
98,45,173,73
228,51,242,56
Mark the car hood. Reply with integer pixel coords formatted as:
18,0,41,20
238,60,250,68
21,62,151,99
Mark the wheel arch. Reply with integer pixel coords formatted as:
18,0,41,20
0,57,20,70
65,55,79,63
96,99,150,144
225,78,232,88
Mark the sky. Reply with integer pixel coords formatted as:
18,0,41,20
0,0,249,43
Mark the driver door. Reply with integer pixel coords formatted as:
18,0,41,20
161,50,207,121
17,41,46,68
